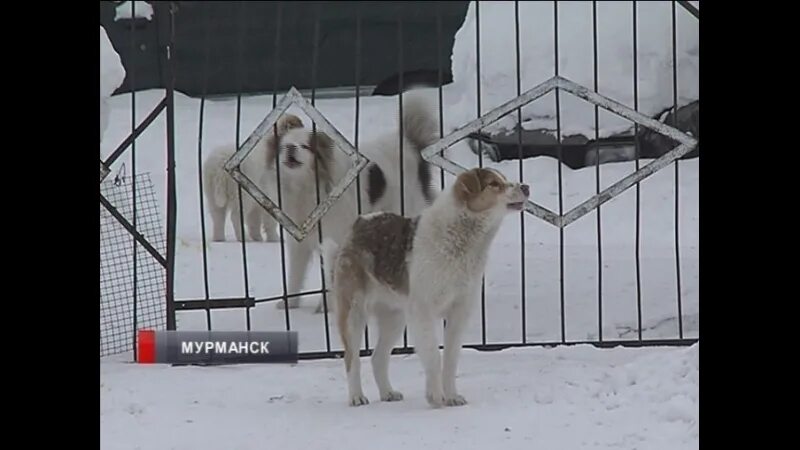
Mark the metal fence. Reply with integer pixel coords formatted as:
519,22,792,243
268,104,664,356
99,1,699,361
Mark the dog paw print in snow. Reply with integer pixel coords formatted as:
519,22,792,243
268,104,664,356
124,403,145,416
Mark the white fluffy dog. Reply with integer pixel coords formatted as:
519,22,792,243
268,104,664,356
267,91,440,312
202,114,303,243
331,167,530,407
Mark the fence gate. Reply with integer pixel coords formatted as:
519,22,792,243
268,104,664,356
101,1,699,360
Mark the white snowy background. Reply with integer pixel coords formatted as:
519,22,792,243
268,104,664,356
100,2,699,449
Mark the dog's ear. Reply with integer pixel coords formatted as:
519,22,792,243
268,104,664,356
276,114,304,135
453,168,484,204
309,130,334,162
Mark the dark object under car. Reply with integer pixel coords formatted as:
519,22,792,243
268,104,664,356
468,100,699,170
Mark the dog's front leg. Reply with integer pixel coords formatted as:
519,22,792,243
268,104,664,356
262,213,281,242
442,300,471,406
409,302,445,408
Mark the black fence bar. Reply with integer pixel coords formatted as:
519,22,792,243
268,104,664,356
309,2,333,353
103,98,167,169
592,1,604,341
436,4,446,192
234,0,253,332
671,0,684,339
271,1,293,330
352,2,365,351
475,0,488,347
554,0,566,343
163,1,178,331
397,13,409,350
297,338,699,361
175,297,256,311
130,0,140,360
514,0,527,344
677,1,699,19
196,3,213,331
633,1,644,342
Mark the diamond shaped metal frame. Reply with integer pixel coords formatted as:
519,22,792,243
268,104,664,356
419,75,699,229
224,87,370,242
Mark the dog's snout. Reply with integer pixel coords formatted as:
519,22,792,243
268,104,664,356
520,184,530,197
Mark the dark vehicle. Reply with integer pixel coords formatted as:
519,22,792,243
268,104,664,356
100,1,469,97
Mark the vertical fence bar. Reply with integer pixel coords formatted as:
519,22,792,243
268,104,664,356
130,0,139,355
671,0,684,339
475,0,487,347
234,0,252,331
554,0,566,343
271,1,292,330
592,0,603,341
197,3,213,330
514,0,527,344
398,13,408,350
164,1,178,331
354,3,366,352
633,1,643,342
353,5,364,222
436,3,448,340
436,4,445,191
310,2,332,353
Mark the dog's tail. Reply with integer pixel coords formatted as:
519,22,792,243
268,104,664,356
401,88,440,154
204,146,236,209
400,89,440,204
212,166,233,209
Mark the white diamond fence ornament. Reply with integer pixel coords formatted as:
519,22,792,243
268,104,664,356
224,87,369,242
419,75,698,228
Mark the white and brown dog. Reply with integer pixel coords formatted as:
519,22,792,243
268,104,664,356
267,91,439,312
202,114,303,243
331,167,530,407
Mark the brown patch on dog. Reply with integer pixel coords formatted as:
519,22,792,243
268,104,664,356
265,114,305,168
453,168,509,212
353,213,418,295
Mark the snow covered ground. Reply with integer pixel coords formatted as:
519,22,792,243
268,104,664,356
101,344,698,450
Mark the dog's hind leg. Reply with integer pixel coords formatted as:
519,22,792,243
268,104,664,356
343,300,368,406
371,303,405,402
230,196,247,242
209,204,227,242
245,205,264,242
333,259,369,406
